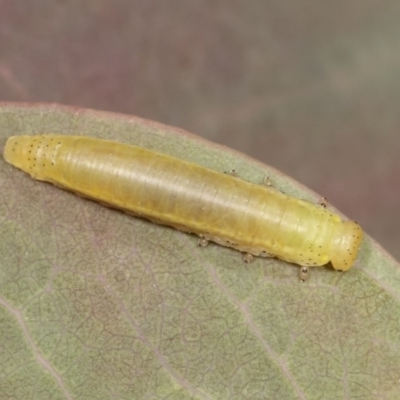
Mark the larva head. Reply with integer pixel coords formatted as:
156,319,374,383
330,221,363,271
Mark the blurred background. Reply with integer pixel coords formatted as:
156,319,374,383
0,1,399,260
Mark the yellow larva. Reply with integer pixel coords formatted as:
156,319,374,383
3,134,363,274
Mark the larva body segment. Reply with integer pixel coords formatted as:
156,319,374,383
4,135,363,271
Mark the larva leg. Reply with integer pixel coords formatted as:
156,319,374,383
242,253,254,263
224,169,238,177
262,176,273,187
299,266,309,282
319,197,328,208
261,177,283,193
198,237,209,247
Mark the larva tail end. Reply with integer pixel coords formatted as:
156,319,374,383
4,136,22,166
330,221,363,271
4,135,54,180
4,135,36,173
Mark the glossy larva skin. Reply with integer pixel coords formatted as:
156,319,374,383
4,135,363,271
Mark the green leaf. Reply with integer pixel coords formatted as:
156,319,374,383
1,103,399,399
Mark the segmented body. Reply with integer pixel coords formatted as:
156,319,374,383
3,135,363,271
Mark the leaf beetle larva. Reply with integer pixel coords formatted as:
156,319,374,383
3,134,363,277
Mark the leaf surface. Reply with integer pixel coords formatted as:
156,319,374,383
0,103,399,400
